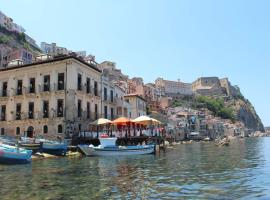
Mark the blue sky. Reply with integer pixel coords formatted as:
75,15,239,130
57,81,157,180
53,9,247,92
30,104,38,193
1,0,269,126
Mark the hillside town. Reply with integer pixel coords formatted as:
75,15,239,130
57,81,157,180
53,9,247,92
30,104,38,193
0,10,266,142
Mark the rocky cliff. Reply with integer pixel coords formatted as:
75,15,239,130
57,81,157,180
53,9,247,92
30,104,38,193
232,98,265,132
170,94,265,132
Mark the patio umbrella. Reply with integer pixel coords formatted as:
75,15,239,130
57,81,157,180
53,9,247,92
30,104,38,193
89,118,112,138
132,116,153,125
112,117,131,125
151,118,162,125
112,117,132,138
89,118,112,126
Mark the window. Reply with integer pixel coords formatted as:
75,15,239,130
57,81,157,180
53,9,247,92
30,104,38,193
16,127,20,135
28,102,34,119
1,128,4,136
44,75,50,91
94,81,98,96
43,125,48,134
29,78,35,93
95,104,98,120
2,82,7,96
58,124,63,133
57,99,64,117
104,87,107,101
58,73,64,90
104,106,108,119
17,80,23,95
110,90,114,103
111,107,114,120
1,105,6,121
78,124,81,131
16,103,21,120
86,78,90,93
77,73,82,90
77,100,82,117
87,102,90,119
43,101,49,118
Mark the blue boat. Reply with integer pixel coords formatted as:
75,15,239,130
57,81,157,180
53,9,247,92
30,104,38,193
39,139,68,156
0,144,32,164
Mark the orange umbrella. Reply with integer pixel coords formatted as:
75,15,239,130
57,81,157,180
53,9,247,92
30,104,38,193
112,117,132,125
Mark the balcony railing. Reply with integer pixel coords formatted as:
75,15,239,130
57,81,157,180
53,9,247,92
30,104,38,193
0,90,10,97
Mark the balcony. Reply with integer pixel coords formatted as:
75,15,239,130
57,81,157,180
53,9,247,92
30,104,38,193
0,90,10,101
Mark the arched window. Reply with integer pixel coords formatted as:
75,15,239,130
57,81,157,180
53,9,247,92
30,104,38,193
43,125,48,134
16,127,20,135
58,124,63,133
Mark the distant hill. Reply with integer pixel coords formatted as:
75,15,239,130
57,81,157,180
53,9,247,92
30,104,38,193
170,95,265,132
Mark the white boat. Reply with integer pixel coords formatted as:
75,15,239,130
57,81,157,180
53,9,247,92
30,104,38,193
78,137,155,156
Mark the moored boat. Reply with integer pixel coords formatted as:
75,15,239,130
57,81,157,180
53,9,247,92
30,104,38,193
19,137,43,154
0,144,32,164
19,143,42,154
78,136,155,156
39,139,68,156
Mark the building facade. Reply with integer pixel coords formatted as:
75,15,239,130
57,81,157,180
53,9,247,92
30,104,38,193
124,94,146,119
155,78,193,96
0,55,102,138
192,77,240,97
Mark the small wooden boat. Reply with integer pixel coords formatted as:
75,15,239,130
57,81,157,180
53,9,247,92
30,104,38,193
78,136,155,156
19,142,42,154
0,144,32,164
19,137,43,154
39,139,68,156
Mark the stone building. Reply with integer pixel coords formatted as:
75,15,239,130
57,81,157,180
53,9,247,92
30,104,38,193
0,55,102,138
155,78,192,96
192,77,240,97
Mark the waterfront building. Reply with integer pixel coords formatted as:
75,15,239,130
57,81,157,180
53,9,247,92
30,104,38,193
0,55,102,138
124,94,146,119
101,74,116,120
115,85,131,118
155,78,193,96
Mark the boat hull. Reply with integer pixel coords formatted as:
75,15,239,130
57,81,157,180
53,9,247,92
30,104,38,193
42,143,68,156
0,145,32,164
0,156,31,164
19,143,42,154
78,145,155,156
